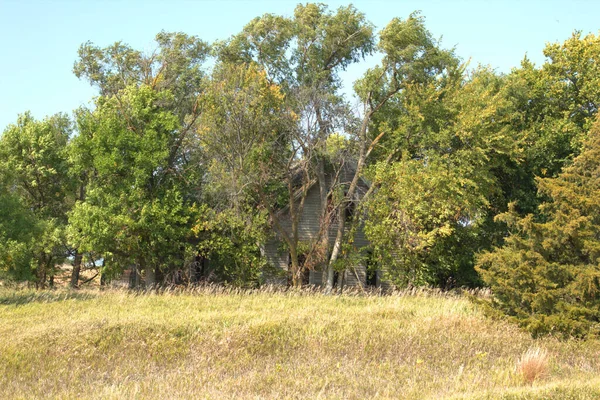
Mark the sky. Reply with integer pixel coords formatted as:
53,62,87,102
1,0,599,131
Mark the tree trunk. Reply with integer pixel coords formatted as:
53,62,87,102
326,117,370,287
289,244,300,287
145,264,156,289
100,259,107,287
70,251,83,288
129,264,140,289
327,202,347,289
326,89,396,289
37,267,46,289
336,268,344,291
48,256,55,288
316,157,334,290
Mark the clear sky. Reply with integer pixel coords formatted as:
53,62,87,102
1,0,599,131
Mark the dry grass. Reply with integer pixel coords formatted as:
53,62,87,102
0,287,599,399
517,347,549,384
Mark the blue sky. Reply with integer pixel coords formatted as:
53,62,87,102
1,0,599,131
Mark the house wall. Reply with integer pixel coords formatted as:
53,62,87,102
263,166,379,288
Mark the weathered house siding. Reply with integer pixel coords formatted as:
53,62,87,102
263,167,380,288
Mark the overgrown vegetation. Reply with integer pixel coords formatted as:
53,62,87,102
0,289,599,399
2,3,600,338
476,118,600,338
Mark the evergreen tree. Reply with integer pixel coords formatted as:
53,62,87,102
477,116,600,338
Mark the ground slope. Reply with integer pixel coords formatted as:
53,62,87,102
0,288,599,399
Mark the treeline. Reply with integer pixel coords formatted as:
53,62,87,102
1,4,599,336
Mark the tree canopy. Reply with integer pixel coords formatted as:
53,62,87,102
2,3,600,337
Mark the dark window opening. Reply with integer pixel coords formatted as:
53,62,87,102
366,269,377,287
365,251,378,287
288,253,310,286
345,200,356,222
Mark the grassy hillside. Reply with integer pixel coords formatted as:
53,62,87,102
0,288,599,399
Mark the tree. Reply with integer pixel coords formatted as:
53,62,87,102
0,189,39,282
0,113,74,287
500,32,600,216
68,85,198,288
331,12,464,287
73,31,209,203
216,3,375,287
69,32,210,287
217,7,463,288
194,62,292,284
192,207,269,286
74,31,208,113
477,116,600,338
363,67,523,287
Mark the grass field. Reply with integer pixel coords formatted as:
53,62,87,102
1,287,599,399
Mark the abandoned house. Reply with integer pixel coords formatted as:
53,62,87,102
260,164,384,288
118,164,385,289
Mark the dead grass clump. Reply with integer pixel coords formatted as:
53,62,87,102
517,347,549,384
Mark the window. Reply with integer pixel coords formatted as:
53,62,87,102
365,251,378,287
345,199,356,222
366,269,377,287
288,253,310,286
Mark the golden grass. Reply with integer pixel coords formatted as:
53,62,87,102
0,287,599,399
517,347,549,384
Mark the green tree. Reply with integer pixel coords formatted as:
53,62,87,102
73,31,209,200
217,3,375,287
501,32,600,216
192,207,269,286
364,67,521,287
218,8,463,288
477,116,600,338
0,113,73,287
195,62,292,284
68,85,198,288
69,32,210,287
0,189,39,282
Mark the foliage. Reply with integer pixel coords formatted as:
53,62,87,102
198,62,293,210
365,66,521,287
3,5,600,295
68,85,197,284
74,31,209,114
0,112,73,218
523,32,600,174
215,3,376,287
477,117,600,338
0,190,38,281
501,32,600,215
192,207,270,286
0,113,73,285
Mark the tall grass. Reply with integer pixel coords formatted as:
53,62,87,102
517,347,549,384
0,287,599,399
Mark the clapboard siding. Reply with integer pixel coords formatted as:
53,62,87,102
264,165,381,288
309,270,323,286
